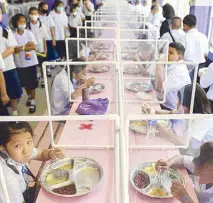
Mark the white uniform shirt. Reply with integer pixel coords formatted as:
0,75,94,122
161,29,186,47
30,22,49,53
50,10,68,41
146,22,160,39
13,29,38,68
82,2,94,16
184,28,209,64
69,13,83,28
134,4,143,15
160,63,191,109
182,155,213,203
39,14,55,40
200,63,213,101
0,27,18,72
0,148,37,203
141,5,150,17
0,54,6,71
148,12,164,29
51,69,74,115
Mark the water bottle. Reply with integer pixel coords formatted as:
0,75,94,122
146,120,157,140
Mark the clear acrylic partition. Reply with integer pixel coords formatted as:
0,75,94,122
92,14,118,21
85,20,118,28
77,26,118,39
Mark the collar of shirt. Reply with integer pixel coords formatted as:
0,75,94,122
187,28,198,34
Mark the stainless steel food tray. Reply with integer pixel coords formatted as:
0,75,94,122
41,157,104,197
130,162,186,199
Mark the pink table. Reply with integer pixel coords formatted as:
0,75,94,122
129,149,198,203
36,149,115,203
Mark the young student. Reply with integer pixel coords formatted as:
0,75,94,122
155,141,213,203
147,5,164,29
133,0,143,15
161,16,186,46
68,5,83,38
12,13,39,114
51,58,95,115
141,0,150,17
200,62,213,111
82,0,95,26
0,54,10,115
0,7,23,116
0,121,64,203
38,2,57,75
183,14,209,81
155,42,191,111
28,7,49,88
50,0,69,61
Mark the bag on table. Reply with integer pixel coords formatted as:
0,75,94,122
76,98,109,115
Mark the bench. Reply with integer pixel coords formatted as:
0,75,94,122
29,121,65,178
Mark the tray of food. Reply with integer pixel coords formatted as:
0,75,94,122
122,53,133,60
89,65,110,73
123,65,141,74
130,162,186,198
96,54,109,60
129,120,172,134
41,157,104,197
89,83,105,94
126,81,153,93
94,43,111,50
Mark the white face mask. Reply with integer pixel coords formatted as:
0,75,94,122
72,11,77,16
29,15,39,21
18,24,26,31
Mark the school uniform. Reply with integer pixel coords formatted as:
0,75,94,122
0,148,38,203
39,14,59,61
82,2,95,26
156,63,191,110
141,5,150,17
134,4,143,15
29,21,49,67
184,28,209,81
200,63,213,107
13,29,38,89
182,155,213,203
147,12,164,29
69,13,83,38
50,10,69,59
51,69,75,115
161,29,186,46
0,26,22,100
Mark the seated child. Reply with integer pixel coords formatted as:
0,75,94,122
0,121,64,203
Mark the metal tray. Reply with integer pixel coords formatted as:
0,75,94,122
122,53,133,60
129,120,172,134
89,65,110,73
123,65,141,74
89,83,105,94
126,81,153,92
130,162,186,199
41,157,104,197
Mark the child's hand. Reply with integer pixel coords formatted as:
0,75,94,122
49,148,65,160
1,93,10,105
171,180,192,203
85,77,95,87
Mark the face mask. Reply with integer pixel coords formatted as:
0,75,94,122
18,24,26,31
56,7,64,12
72,11,77,16
42,9,49,15
76,7,80,11
29,15,39,21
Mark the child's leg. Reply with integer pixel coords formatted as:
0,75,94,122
27,88,36,114
10,99,18,116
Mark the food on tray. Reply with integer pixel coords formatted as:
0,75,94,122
60,163,73,170
148,188,168,197
123,66,141,74
143,163,156,175
89,65,109,73
46,172,68,186
126,81,153,92
133,171,150,189
132,121,147,127
157,120,170,128
52,184,77,195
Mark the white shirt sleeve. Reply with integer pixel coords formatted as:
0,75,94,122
30,148,38,160
163,72,181,91
49,15,55,27
60,76,75,99
183,155,194,173
42,24,50,40
6,28,18,48
0,171,24,203
200,63,213,88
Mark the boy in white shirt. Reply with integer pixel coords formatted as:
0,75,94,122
142,0,150,17
161,17,186,46
155,42,191,110
183,14,209,82
147,5,164,29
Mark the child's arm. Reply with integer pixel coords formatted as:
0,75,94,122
1,47,15,58
24,41,36,51
43,39,47,55
50,27,56,46
34,148,64,161
155,64,164,92
0,70,9,105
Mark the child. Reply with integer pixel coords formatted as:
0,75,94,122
68,5,83,38
28,7,49,88
0,121,64,203
50,0,69,61
82,0,94,26
38,2,57,75
156,141,213,203
155,42,191,111
0,7,23,116
51,58,94,115
11,13,39,114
